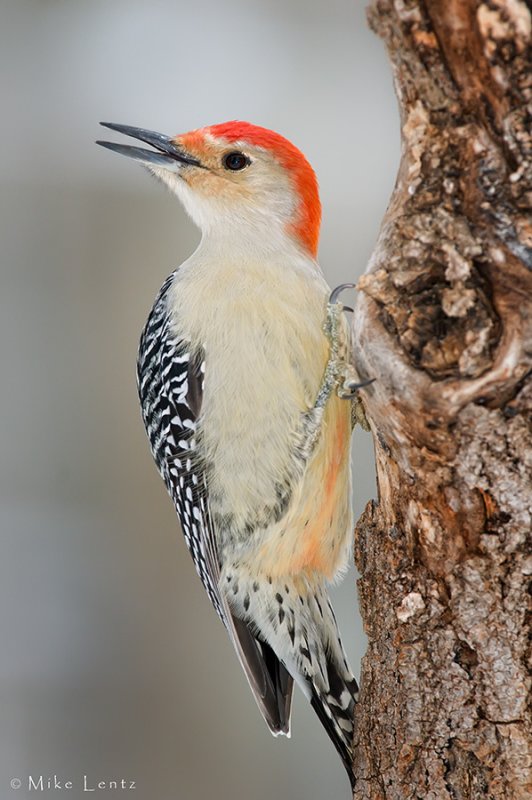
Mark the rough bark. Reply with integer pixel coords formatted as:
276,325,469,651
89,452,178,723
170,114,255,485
351,2,531,798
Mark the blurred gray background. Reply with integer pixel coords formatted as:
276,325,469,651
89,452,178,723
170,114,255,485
0,1,399,798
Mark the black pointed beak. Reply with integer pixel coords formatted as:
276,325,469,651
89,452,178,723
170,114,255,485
96,122,202,168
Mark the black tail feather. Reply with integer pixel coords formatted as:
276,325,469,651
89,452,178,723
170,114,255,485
309,660,358,788
310,692,355,788
230,615,294,735
261,639,294,734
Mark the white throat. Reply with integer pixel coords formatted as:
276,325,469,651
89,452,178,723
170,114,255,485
151,164,309,262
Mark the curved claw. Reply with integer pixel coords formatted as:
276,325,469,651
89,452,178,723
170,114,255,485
329,283,357,305
338,377,375,399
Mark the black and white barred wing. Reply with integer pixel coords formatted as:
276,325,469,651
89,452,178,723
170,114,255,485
137,276,224,619
137,276,294,735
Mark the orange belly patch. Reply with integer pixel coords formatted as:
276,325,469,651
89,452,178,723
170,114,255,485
251,395,352,580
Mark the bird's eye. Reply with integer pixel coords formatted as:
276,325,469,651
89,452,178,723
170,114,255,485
222,151,250,171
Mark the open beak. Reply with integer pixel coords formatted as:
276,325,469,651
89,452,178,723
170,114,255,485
96,122,202,170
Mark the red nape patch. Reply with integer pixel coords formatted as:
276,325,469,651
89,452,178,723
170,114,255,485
207,121,321,257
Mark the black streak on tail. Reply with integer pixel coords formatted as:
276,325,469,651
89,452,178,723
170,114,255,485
310,692,356,789
309,659,358,789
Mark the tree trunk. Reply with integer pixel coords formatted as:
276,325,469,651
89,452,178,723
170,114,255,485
351,2,531,798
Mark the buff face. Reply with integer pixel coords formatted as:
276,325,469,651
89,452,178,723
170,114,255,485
155,132,298,241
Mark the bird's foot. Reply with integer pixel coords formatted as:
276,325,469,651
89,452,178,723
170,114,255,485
323,284,375,404
315,299,348,410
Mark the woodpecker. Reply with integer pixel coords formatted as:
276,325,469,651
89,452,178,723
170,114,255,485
97,120,369,786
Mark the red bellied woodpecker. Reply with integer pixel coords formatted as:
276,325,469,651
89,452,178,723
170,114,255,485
97,120,371,786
